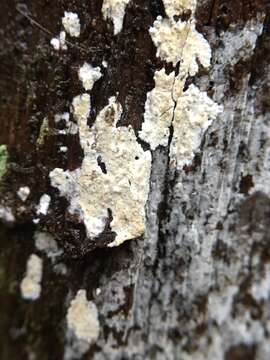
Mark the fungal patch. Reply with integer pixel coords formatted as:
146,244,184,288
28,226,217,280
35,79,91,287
102,0,131,35
67,289,100,344
36,194,51,216
78,63,102,91
20,254,43,300
72,94,91,125
50,31,67,51
17,186,30,202
170,84,222,167
55,112,78,135
162,0,197,18
60,146,68,153
55,112,70,123
139,69,175,150
0,206,15,223
50,96,151,247
150,17,211,75
139,0,222,169
34,231,63,260
62,12,81,38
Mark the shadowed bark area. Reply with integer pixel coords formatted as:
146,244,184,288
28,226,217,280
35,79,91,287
0,0,270,359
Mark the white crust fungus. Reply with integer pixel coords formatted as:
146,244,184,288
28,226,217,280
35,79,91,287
150,17,211,74
17,186,30,202
50,31,67,51
67,289,100,344
62,12,81,38
78,63,102,91
140,0,222,168
34,231,63,259
0,206,15,223
72,94,91,124
139,69,175,150
162,0,197,18
36,194,51,216
50,96,151,247
20,254,43,300
102,0,131,35
170,84,222,167
55,112,78,135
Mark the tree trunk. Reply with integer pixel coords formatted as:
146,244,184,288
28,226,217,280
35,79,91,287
0,0,270,359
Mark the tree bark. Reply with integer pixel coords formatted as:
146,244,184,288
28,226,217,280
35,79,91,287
0,0,270,359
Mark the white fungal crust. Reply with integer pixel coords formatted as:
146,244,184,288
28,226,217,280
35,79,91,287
78,63,102,91
54,112,78,135
102,0,131,35
20,254,43,300
36,194,51,216
170,84,222,168
150,17,211,74
34,231,63,259
17,186,30,202
0,206,15,223
72,94,91,125
50,31,67,51
139,69,175,150
62,12,81,38
50,96,151,247
67,290,100,344
162,0,197,18
140,0,222,168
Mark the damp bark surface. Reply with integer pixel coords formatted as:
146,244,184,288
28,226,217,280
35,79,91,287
0,0,270,359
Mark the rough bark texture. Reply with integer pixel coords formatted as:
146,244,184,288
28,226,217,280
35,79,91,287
1,0,270,359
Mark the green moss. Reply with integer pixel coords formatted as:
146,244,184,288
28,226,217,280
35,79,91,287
0,145,8,181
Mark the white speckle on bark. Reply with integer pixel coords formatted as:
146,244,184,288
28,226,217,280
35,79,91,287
102,0,131,35
96,288,101,296
34,231,63,260
60,146,68,153
36,194,51,216
17,186,30,202
78,63,102,91
50,31,67,51
55,112,78,135
0,206,15,223
50,96,151,247
67,289,100,344
20,254,43,301
55,112,70,123
62,12,81,38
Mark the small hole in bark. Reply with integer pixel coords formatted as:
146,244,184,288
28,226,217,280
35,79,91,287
97,155,107,174
239,174,254,194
